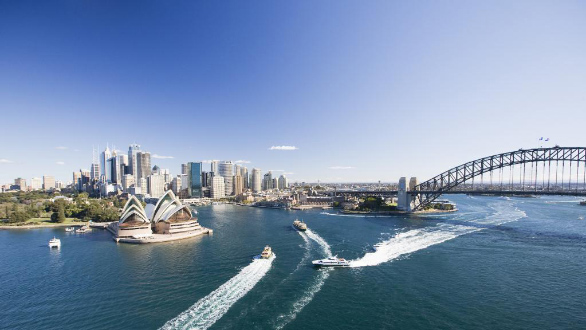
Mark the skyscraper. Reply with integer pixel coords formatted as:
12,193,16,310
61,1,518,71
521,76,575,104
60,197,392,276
31,177,42,191
218,161,234,196
188,162,203,198
137,151,151,182
211,176,225,199
128,143,141,177
233,175,244,195
278,175,288,190
148,174,165,198
72,172,82,191
263,171,273,190
181,163,188,175
122,174,134,192
101,145,112,182
211,160,219,174
90,163,100,182
252,168,262,192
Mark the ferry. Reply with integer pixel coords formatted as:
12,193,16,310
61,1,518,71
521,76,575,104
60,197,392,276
293,219,307,231
260,245,273,259
48,237,61,248
312,256,350,267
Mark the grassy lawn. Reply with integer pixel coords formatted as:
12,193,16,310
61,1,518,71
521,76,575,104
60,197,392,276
1,217,86,226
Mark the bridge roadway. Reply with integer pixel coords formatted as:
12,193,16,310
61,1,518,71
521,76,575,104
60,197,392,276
333,190,586,197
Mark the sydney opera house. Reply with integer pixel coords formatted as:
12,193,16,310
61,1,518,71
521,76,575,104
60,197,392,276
108,190,212,243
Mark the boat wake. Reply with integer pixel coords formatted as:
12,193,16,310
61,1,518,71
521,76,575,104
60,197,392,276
350,202,526,268
160,255,275,330
273,229,333,329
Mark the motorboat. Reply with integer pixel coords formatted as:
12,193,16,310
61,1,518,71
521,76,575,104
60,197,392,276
260,245,273,259
312,256,350,267
65,227,75,232
48,237,61,248
293,219,307,231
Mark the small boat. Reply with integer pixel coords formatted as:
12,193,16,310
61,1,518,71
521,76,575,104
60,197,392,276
76,225,91,233
373,242,385,251
293,219,307,231
48,237,61,248
580,200,586,206
65,227,75,232
260,245,273,259
312,256,350,267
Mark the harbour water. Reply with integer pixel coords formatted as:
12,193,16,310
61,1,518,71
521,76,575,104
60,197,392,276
1,195,586,329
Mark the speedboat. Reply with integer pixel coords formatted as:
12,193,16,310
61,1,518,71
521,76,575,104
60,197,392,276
48,237,61,248
312,256,350,267
293,219,307,231
260,245,273,259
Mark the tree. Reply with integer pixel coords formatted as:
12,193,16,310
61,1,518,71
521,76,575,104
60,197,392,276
57,203,66,223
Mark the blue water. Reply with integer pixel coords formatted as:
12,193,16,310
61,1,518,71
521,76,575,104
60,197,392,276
1,195,586,329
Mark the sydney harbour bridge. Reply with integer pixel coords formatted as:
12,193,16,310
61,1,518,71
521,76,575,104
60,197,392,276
334,147,586,212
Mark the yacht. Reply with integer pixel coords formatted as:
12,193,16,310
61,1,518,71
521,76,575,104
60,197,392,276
312,256,350,267
293,219,307,231
48,237,61,248
260,245,273,259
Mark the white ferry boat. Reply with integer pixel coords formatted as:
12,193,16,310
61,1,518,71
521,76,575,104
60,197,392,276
312,256,350,267
48,237,61,248
293,219,307,231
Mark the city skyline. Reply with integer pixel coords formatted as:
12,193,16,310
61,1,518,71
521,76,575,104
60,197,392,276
1,1,586,184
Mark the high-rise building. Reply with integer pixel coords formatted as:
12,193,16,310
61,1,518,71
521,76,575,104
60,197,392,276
122,174,134,193
14,178,26,191
139,177,147,195
181,163,188,175
211,160,219,174
218,161,234,196
148,174,165,198
211,176,225,199
188,162,203,198
81,169,90,188
43,176,56,191
233,175,244,195
101,145,112,182
278,175,288,190
273,178,279,190
31,177,42,191
263,171,273,190
90,163,100,182
252,168,262,192
111,151,121,184
128,143,141,177
242,167,249,189
72,172,82,191
137,151,151,182
171,175,182,195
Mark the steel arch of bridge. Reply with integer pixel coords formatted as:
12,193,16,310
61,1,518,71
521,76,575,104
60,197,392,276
412,147,586,211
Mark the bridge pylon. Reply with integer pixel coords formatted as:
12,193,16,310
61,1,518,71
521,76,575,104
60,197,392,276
398,177,418,212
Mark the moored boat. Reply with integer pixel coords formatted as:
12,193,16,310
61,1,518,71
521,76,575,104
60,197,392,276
293,219,307,231
312,256,350,267
48,237,61,248
65,227,75,232
76,225,91,233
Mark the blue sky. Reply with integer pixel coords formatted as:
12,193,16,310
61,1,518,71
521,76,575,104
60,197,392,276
1,1,585,184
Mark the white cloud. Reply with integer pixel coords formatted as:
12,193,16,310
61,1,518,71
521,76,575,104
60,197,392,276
55,146,68,150
56,161,65,165
0,159,14,164
234,160,251,164
269,146,298,151
329,166,355,170
152,154,174,159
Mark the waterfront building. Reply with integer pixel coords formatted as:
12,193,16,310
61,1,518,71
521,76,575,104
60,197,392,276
43,176,56,191
263,171,273,190
148,173,165,198
128,143,141,177
146,190,202,234
116,195,152,238
14,178,26,191
218,161,234,196
137,151,151,182
233,174,244,195
252,168,262,192
211,176,225,199
188,162,203,198
122,174,134,192
30,177,42,191
278,175,288,190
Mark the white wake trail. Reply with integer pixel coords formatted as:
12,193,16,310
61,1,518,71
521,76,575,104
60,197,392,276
161,255,276,330
274,229,333,329
350,202,526,268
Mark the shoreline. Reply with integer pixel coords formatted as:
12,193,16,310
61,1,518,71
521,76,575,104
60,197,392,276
341,208,458,215
0,222,88,230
